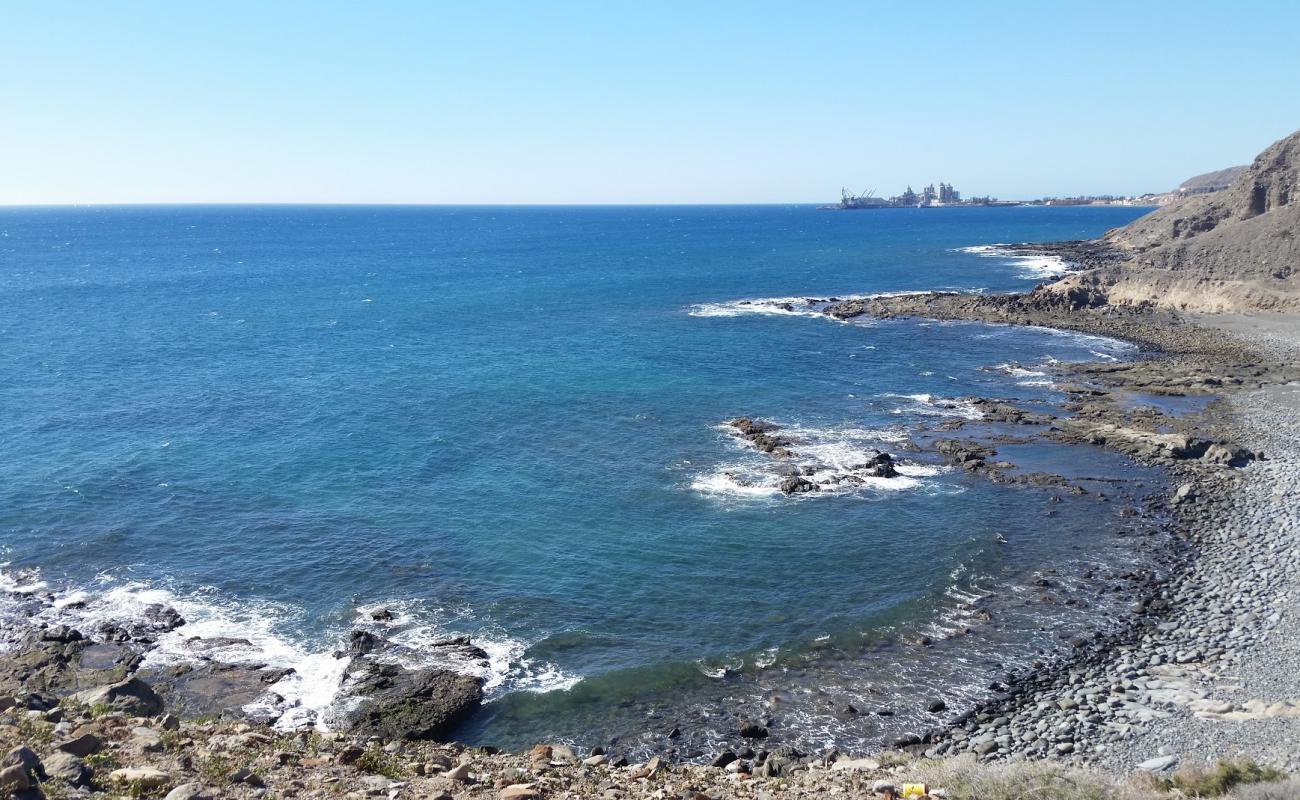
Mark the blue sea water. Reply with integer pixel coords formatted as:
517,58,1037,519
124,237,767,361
0,204,1162,752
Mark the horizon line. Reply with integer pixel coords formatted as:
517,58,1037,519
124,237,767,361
0,198,1132,210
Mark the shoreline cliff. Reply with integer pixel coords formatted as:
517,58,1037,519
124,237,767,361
1041,129,1300,313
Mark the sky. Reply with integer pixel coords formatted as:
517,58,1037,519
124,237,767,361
3,1,1299,205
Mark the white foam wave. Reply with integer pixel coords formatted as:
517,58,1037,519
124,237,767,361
895,463,945,478
0,566,48,599
361,603,581,698
687,290,936,320
992,362,1055,388
695,653,745,679
882,393,984,420
691,467,924,498
945,586,985,604
0,572,340,726
1023,325,1138,359
691,469,789,497
956,244,1075,280
918,572,999,641
688,296,834,319
691,423,944,500
0,568,580,729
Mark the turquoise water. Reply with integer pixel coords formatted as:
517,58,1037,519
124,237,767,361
0,204,1160,752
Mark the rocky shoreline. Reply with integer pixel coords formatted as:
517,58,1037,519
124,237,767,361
0,595,492,743
817,296,1300,777
3,294,1300,797
12,700,1284,800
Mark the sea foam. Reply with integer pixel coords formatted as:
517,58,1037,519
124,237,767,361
687,290,946,320
691,422,946,500
881,393,984,420
956,244,1076,280
0,567,580,729
992,362,1055,388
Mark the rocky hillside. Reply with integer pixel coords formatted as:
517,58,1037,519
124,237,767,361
1049,129,1299,312
1177,165,1247,193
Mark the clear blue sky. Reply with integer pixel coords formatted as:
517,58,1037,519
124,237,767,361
3,1,1298,204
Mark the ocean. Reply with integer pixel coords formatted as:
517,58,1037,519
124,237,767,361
0,203,1167,755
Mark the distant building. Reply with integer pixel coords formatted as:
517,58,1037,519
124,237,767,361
890,181,964,207
829,181,999,210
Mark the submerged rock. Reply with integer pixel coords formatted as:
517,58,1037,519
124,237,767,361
737,720,769,739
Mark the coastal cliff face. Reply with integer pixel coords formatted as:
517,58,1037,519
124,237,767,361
1048,129,1300,312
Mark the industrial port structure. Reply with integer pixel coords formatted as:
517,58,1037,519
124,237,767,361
826,183,1009,209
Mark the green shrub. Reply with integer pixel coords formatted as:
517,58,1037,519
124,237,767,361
197,753,234,781
1172,759,1287,797
83,750,117,770
355,747,406,780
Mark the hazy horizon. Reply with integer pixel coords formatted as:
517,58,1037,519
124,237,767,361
4,1,1298,206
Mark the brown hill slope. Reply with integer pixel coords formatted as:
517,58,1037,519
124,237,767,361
1177,165,1247,193
1050,130,1300,311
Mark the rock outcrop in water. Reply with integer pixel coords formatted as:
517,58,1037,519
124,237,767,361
0,590,488,744
340,658,484,741
727,417,795,458
1044,128,1300,311
337,633,488,739
723,418,903,494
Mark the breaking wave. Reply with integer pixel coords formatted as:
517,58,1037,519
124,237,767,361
0,566,580,730
688,295,846,319
880,393,984,420
687,291,941,320
956,244,1076,280
991,362,1055,388
690,423,948,500
1023,325,1138,362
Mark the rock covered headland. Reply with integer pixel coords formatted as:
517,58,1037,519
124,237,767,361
1044,128,1300,312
